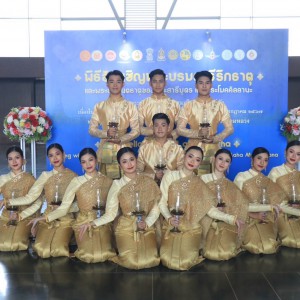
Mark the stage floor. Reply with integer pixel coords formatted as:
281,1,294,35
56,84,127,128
0,247,300,300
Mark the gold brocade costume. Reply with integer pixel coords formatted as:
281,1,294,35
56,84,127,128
89,97,140,179
159,172,217,270
137,139,184,178
269,164,300,248
94,174,161,269
234,170,284,254
0,172,37,251
201,174,248,261
138,95,180,140
72,173,115,263
176,97,233,175
32,169,77,258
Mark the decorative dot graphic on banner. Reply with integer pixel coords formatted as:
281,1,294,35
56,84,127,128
119,49,131,61
247,49,258,60
234,49,245,60
222,50,233,61
146,48,154,62
80,50,91,62
105,50,116,61
168,50,178,60
180,49,191,61
206,49,219,60
92,50,102,61
192,50,204,60
157,48,166,61
132,50,143,61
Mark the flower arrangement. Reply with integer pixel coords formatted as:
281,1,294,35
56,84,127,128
3,106,53,143
281,106,300,142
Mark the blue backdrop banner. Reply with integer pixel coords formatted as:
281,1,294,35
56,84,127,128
45,29,288,179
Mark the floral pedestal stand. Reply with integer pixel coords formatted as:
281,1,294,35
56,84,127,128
19,138,27,172
19,138,37,177
31,140,37,178
4,107,52,178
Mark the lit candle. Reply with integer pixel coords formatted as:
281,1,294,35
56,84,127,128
292,184,296,202
159,149,163,166
135,192,140,212
97,189,100,207
262,188,267,204
216,184,221,204
55,185,58,202
175,192,180,212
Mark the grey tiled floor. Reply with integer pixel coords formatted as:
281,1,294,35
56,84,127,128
0,248,300,300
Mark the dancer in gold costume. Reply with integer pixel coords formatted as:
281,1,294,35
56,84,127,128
57,148,115,263
201,149,248,260
89,147,161,269
176,71,234,175
269,141,300,248
138,69,180,141
9,144,77,258
89,70,139,179
0,146,38,251
137,113,184,185
234,147,284,254
159,146,243,270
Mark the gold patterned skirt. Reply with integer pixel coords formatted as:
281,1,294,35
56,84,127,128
0,210,32,251
160,220,204,271
73,211,115,263
278,214,300,248
203,221,241,261
242,214,280,254
110,215,160,269
33,213,74,258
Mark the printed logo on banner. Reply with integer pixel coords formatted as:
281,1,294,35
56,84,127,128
168,50,178,60
157,48,166,61
221,50,233,61
132,50,143,61
105,50,117,61
247,49,258,60
146,48,154,61
92,50,103,61
180,49,191,61
192,50,204,60
205,49,219,60
234,49,245,60
80,50,91,62
119,49,131,61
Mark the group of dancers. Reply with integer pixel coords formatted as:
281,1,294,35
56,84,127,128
0,69,299,271
0,141,299,270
